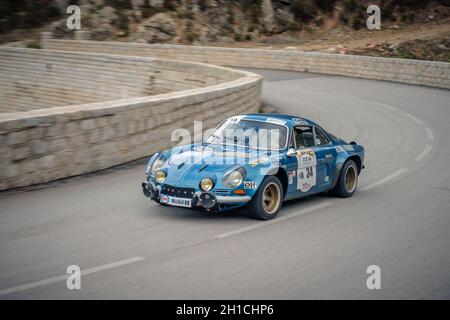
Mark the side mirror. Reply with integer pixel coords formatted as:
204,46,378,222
287,148,297,157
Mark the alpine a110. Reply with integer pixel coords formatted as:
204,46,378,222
142,114,365,220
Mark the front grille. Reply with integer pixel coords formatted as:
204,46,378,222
214,189,230,195
161,184,195,198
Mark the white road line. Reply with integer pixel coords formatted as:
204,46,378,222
404,113,423,124
215,202,332,239
415,144,433,162
425,127,435,141
360,168,408,192
372,101,398,111
0,256,145,297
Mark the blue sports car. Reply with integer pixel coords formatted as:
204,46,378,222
142,114,365,220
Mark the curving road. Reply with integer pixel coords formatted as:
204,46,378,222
1,69,449,299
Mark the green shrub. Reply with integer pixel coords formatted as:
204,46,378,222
339,12,349,24
239,0,262,24
401,12,416,23
198,0,208,12
343,0,358,11
395,48,416,59
164,0,177,11
47,5,61,18
142,0,158,19
380,7,397,22
228,12,235,25
351,16,365,30
26,41,41,49
288,21,302,31
186,32,198,42
244,34,252,41
177,9,194,19
315,17,324,26
105,0,132,9
115,12,130,35
290,0,317,22
313,0,336,13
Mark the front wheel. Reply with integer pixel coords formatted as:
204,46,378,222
247,176,283,220
330,159,359,197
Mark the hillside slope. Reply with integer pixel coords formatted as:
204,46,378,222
1,0,449,61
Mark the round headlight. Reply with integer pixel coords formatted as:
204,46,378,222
155,170,166,183
150,158,165,175
200,177,214,191
225,170,243,188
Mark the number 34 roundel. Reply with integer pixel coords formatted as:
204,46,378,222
296,149,317,192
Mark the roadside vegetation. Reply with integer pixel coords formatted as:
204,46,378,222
0,0,449,62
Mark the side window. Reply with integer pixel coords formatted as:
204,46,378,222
294,126,315,149
314,127,331,146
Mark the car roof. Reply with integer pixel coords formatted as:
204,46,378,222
240,113,318,127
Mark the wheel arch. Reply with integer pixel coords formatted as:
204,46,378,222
330,154,362,190
347,155,362,174
265,167,288,199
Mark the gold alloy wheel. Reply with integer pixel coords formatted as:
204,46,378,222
262,182,281,215
344,165,358,193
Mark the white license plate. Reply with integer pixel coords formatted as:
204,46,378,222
160,194,192,208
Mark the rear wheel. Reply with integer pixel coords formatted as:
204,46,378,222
247,176,283,220
331,159,358,197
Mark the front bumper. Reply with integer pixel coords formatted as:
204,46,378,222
142,181,251,208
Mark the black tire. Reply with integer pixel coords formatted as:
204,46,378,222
247,176,283,220
330,159,359,198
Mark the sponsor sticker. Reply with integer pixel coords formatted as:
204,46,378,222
249,157,270,167
336,145,354,152
244,181,257,189
296,148,317,192
160,194,169,203
288,170,296,184
342,144,355,152
160,194,192,208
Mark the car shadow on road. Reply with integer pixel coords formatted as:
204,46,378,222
146,192,331,222
148,204,251,222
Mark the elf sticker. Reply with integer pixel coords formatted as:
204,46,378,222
244,181,257,189
296,149,317,192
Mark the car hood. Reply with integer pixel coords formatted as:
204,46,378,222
159,143,276,187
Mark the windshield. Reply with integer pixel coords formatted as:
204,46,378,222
205,118,288,150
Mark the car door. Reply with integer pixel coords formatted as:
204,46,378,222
311,126,337,190
287,125,321,196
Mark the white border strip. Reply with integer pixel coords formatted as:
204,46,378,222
424,127,435,141
360,168,408,192
415,145,433,162
215,202,331,239
404,113,423,124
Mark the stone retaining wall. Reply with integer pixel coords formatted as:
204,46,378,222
0,47,241,114
42,39,450,89
0,47,261,190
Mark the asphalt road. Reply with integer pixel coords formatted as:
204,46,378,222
1,69,449,299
